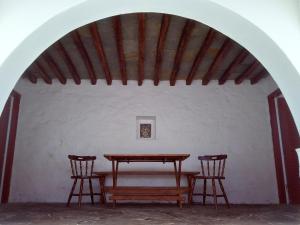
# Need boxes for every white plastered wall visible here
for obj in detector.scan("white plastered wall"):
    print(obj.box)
[10,78,279,204]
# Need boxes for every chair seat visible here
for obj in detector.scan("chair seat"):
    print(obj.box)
[70,175,101,179]
[194,175,225,179]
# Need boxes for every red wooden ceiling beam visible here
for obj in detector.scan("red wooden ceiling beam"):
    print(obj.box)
[218,49,249,85]
[89,23,112,85]
[42,52,67,84]
[250,68,268,85]
[235,60,260,84]
[55,41,81,85]
[170,20,195,86]
[72,30,97,85]
[186,29,216,85]
[153,15,170,86]
[202,38,233,85]
[113,16,127,85]
[26,70,37,84]
[35,61,52,84]
[138,13,145,86]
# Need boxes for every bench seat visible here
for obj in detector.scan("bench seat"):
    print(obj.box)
[93,170,199,205]
[94,170,199,176]
[105,186,190,195]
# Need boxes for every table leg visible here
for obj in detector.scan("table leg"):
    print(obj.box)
[178,160,182,208]
[112,160,116,208]
[112,160,116,187]
[173,160,182,208]
[116,161,119,186]
[99,176,106,205]
[187,175,191,206]
[178,160,182,187]
[173,161,179,206]
[187,175,195,205]
[173,161,178,183]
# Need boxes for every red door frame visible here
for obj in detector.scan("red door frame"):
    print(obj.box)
[277,97,300,203]
[268,89,300,204]
[268,89,287,204]
[0,91,21,203]
[0,99,11,192]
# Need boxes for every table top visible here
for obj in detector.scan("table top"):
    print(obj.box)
[103,154,190,162]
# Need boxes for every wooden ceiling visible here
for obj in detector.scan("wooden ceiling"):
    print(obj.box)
[23,13,269,86]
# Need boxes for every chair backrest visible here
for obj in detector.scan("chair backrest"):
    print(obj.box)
[68,155,96,177]
[198,155,227,177]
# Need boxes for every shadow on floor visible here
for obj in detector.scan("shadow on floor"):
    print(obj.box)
[0,203,300,225]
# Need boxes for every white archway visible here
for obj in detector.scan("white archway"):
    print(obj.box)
[0,0,300,131]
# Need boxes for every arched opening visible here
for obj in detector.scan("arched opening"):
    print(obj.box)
[0,1,298,223]
[1,11,298,203]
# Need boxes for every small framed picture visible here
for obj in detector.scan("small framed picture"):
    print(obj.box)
[136,116,156,140]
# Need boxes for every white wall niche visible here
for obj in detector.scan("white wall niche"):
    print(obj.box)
[136,116,156,140]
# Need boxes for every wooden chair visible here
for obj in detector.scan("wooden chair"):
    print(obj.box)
[191,155,229,209]
[67,155,102,207]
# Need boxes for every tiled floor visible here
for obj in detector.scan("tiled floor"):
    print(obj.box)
[0,204,300,225]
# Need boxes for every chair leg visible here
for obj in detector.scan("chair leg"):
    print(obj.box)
[88,178,94,205]
[212,178,217,209]
[67,178,77,207]
[203,178,207,205]
[218,179,230,208]
[78,178,84,207]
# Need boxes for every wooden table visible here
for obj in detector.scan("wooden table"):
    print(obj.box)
[103,154,190,208]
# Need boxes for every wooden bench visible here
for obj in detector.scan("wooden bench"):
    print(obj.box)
[94,171,199,205]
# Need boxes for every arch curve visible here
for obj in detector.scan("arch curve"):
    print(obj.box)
[0,0,300,131]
